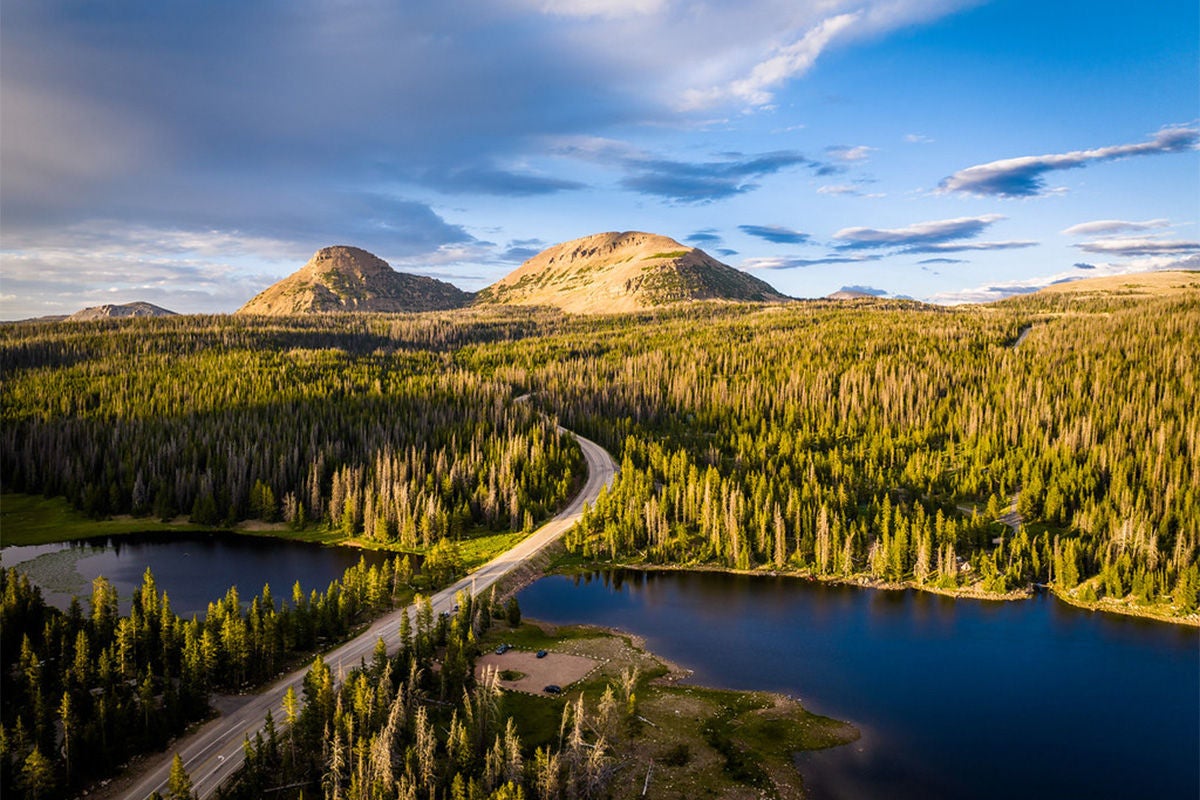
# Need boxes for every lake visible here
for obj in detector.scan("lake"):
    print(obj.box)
[518,569,1199,800]
[0,532,395,617]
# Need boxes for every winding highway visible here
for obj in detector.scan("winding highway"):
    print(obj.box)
[123,429,616,799]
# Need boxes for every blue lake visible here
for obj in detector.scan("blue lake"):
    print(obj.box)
[0,532,394,617]
[518,569,1200,800]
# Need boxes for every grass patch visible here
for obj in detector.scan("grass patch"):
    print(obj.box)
[499,669,526,681]
[456,530,530,571]
[647,251,689,260]
[0,493,211,546]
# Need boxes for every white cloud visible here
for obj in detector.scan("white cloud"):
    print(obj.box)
[679,13,860,110]
[533,0,668,18]
[1074,237,1199,257]
[834,214,1006,248]
[818,184,861,195]
[939,126,1200,197]
[827,144,874,162]
[1061,218,1171,236]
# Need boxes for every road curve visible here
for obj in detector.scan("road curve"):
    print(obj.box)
[123,429,616,799]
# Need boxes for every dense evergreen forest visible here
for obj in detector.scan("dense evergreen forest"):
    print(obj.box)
[227,589,624,800]
[1,290,1197,797]
[459,295,1199,615]
[1,315,583,543]
[0,555,421,798]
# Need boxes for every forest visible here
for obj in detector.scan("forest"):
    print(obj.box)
[458,294,1199,615]
[1,290,1197,797]
[0,555,423,798]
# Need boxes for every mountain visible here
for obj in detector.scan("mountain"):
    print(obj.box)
[67,302,178,321]
[474,231,788,314]
[826,289,879,300]
[237,246,470,315]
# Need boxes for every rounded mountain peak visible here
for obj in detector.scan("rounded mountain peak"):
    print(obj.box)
[300,245,394,278]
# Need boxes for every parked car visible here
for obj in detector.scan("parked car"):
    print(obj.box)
[536,649,547,658]
[495,643,511,654]
[543,684,561,694]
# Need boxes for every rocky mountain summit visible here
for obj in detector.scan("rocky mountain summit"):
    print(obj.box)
[236,246,470,315]
[67,302,178,321]
[475,231,788,314]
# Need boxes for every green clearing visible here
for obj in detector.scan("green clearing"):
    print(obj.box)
[0,493,210,546]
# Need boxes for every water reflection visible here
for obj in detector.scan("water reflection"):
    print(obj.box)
[2,532,394,617]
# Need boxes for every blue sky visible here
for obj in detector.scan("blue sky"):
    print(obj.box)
[1,0,1196,317]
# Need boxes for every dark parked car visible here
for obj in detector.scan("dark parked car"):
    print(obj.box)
[536,649,548,658]
[543,684,561,694]
[495,643,511,655]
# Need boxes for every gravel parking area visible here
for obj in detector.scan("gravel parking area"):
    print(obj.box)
[476,649,600,695]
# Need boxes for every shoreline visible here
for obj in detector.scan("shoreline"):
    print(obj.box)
[5,491,1196,629]
[554,557,1200,628]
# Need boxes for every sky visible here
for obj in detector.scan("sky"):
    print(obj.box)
[1,0,1197,318]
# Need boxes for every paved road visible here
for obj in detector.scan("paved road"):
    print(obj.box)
[124,429,616,799]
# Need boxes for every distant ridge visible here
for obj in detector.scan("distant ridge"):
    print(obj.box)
[67,302,178,321]
[237,246,470,315]
[475,231,788,314]
[1024,270,1200,299]
[826,289,877,300]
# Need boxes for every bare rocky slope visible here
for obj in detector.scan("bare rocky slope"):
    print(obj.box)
[67,302,178,321]
[474,231,788,313]
[236,246,470,315]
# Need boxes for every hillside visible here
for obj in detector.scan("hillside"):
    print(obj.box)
[237,246,470,315]
[475,231,788,313]
[67,301,177,321]
[1032,269,1200,298]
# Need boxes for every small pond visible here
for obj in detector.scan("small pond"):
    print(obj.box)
[1,532,395,617]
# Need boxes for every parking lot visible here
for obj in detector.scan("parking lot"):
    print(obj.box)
[475,648,600,695]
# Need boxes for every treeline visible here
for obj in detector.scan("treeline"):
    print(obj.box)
[1,316,583,546]
[463,297,1200,614]
[226,590,628,800]
[0,552,436,799]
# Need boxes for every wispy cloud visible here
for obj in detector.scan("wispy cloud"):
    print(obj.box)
[909,240,1037,254]
[554,137,819,202]
[680,13,861,110]
[1061,218,1171,236]
[531,0,669,19]
[742,254,881,270]
[834,214,1005,249]
[826,144,874,162]
[917,257,968,265]
[418,165,586,196]
[939,125,1200,197]
[686,229,723,245]
[1074,237,1200,257]
[738,224,810,244]
[619,151,813,202]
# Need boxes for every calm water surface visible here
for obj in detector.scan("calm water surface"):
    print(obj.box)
[518,569,1199,800]
[1,532,393,617]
